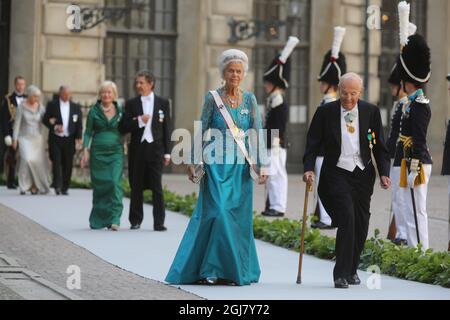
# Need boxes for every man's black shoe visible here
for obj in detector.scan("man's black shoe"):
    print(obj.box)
[393,238,408,246]
[311,221,335,230]
[55,188,61,195]
[61,190,69,196]
[347,274,361,285]
[130,224,141,230]
[334,278,349,289]
[154,225,167,232]
[7,184,17,190]
[261,209,284,217]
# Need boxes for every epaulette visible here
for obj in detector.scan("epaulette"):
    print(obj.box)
[269,93,284,109]
[415,95,430,104]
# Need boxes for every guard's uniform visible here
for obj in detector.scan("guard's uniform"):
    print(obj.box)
[395,34,433,249]
[264,91,289,214]
[313,26,347,228]
[387,63,408,243]
[261,36,299,217]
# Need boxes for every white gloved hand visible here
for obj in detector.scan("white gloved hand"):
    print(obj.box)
[407,171,418,188]
[4,135,12,147]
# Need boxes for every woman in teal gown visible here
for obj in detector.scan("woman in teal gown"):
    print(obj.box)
[165,49,268,286]
[81,81,124,231]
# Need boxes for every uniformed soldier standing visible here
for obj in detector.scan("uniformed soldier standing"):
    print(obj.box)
[395,33,432,250]
[443,73,450,252]
[386,22,418,245]
[311,26,347,229]
[261,36,299,217]
[386,63,409,245]
[1,76,26,189]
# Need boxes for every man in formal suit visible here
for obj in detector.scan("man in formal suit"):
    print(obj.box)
[119,70,171,231]
[261,36,299,217]
[1,76,26,189]
[43,86,83,195]
[303,72,391,289]
[312,26,347,230]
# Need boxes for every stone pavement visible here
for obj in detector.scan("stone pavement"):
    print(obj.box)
[163,174,450,252]
[0,202,200,300]
[0,187,448,300]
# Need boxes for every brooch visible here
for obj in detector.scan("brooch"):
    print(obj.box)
[158,110,165,123]
[72,114,78,122]
[240,108,249,115]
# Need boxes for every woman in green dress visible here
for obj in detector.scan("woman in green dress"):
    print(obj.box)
[81,81,124,231]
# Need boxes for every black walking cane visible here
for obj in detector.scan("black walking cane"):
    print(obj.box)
[297,181,312,284]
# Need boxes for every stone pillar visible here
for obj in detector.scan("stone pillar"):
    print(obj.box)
[9,0,43,89]
[308,0,381,122]
[339,0,381,105]
[426,0,450,173]
[40,0,106,105]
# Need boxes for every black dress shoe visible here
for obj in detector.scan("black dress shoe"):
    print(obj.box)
[154,225,167,232]
[55,188,61,195]
[61,190,69,195]
[393,238,408,246]
[311,221,335,230]
[7,184,17,190]
[130,224,141,230]
[347,274,361,285]
[334,278,349,289]
[261,209,285,217]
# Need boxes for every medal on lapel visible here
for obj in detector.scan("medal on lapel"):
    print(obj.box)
[367,129,376,149]
[72,114,78,123]
[158,110,164,123]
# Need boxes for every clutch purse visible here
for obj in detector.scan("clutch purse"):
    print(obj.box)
[191,162,205,184]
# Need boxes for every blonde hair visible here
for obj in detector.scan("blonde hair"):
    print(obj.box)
[98,81,118,100]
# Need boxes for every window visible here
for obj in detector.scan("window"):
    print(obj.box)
[104,0,177,100]
[253,0,311,172]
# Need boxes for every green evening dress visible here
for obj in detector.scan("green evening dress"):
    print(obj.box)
[83,102,124,229]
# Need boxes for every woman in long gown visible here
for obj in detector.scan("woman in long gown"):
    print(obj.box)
[165,49,268,286]
[81,81,124,231]
[12,85,50,195]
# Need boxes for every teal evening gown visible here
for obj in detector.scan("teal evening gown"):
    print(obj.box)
[165,89,265,286]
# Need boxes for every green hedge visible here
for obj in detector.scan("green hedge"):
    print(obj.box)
[6,178,449,288]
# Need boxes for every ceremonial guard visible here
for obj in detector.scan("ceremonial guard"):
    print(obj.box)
[394,27,433,250]
[261,36,299,217]
[1,76,26,189]
[311,26,347,229]
[386,22,417,245]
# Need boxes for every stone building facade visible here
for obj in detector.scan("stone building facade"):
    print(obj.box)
[2,0,449,174]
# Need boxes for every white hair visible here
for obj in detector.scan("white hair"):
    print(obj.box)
[25,85,41,97]
[98,80,118,100]
[217,49,249,78]
[339,72,364,90]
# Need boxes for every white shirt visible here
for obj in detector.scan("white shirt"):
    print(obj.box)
[138,93,171,160]
[56,99,70,137]
[139,93,155,144]
[337,105,365,172]
[15,93,25,107]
